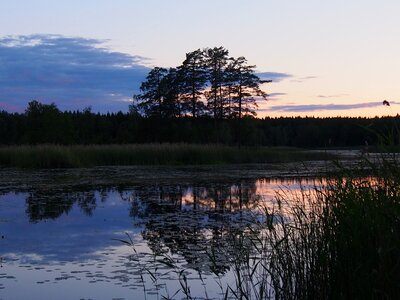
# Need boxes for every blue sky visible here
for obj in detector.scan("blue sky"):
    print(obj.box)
[1,0,400,116]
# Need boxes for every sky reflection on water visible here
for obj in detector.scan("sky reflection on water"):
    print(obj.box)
[0,169,318,299]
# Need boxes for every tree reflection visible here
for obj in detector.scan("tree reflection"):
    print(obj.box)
[128,180,262,274]
[23,179,266,274]
[25,189,107,222]
[26,191,75,222]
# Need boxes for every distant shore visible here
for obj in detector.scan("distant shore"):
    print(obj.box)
[0,144,335,168]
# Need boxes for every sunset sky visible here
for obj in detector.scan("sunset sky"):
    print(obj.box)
[1,0,400,117]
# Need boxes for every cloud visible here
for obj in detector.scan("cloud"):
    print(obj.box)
[317,94,348,98]
[257,72,292,82]
[268,92,287,98]
[301,76,318,80]
[265,92,287,102]
[0,35,296,113]
[290,75,318,83]
[263,101,400,112]
[0,34,150,112]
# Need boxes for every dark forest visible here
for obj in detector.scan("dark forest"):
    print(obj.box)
[1,100,399,148]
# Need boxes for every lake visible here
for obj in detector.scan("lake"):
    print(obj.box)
[0,163,331,299]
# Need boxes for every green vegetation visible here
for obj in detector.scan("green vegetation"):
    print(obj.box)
[0,144,333,168]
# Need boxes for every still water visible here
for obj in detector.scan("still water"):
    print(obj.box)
[0,164,324,299]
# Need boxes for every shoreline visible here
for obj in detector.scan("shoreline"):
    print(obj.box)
[0,144,335,168]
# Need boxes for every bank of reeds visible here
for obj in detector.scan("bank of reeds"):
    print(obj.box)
[0,144,333,168]
[225,154,400,299]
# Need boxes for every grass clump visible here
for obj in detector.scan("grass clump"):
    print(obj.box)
[0,144,333,168]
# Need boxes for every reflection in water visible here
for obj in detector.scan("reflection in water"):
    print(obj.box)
[24,177,312,221]
[126,181,262,275]
[1,175,315,299]
[20,178,314,276]
[26,189,103,222]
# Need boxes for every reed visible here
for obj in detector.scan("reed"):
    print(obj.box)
[226,153,400,299]
[214,126,400,298]
[0,144,333,168]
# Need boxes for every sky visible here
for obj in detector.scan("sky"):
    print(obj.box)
[1,0,400,117]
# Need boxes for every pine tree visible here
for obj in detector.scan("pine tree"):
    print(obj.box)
[133,47,269,119]
[159,68,183,118]
[133,67,168,118]
[204,47,229,119]
[228,57,270,118]
[179,49,208,117]
[133,67,183,118]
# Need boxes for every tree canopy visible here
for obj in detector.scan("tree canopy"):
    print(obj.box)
[133,47,269,119]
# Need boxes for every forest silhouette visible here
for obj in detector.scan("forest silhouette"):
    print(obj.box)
[0,101,398,147]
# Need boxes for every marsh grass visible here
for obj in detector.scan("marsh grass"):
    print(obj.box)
[223,153,400,299]
[0,144,333,168]
[224,127,400,299]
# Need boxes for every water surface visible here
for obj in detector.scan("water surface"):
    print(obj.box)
[0,164,324,299]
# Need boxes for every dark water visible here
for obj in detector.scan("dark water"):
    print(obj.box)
[0,165,321,299]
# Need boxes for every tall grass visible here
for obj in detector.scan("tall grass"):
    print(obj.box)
[0,144,333,168]
[225,154,400,299]
[220,126,400,298]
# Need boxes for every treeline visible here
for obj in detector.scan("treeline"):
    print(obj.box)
[0,100,399,147]
[132,47,268,119]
